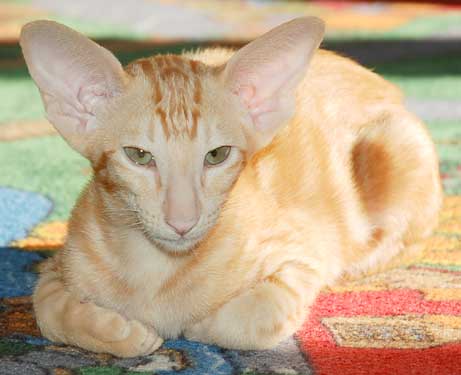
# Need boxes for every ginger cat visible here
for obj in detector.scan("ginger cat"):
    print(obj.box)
[20,17,442,357]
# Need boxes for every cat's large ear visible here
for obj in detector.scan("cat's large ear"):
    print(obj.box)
[222,17,324,151]
[20,20,127,157]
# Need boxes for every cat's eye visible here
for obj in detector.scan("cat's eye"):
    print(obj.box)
[205,146,231,166]
[124,147,154,166]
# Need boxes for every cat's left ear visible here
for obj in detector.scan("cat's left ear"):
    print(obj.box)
[222,17,324,151]
[20,20,127,158]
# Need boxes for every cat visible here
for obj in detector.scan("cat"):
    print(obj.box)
[20,17,442,357]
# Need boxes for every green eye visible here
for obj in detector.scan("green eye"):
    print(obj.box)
[124,147,154,166]
[205,146,231,166]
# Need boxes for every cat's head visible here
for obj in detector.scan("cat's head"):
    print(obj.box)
[20,18,324,253]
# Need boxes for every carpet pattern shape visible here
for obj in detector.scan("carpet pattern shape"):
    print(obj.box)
[0,1,460,374]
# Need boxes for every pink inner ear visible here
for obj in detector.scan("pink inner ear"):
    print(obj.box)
[77,84,108,115]
[235,85,266,118]
[235,85,280,132]
[235,85,256,107]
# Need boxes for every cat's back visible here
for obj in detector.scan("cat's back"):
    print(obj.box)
[301,50,403,125]
[307,50,402,101]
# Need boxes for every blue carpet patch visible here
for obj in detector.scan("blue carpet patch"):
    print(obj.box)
[0,187,52,247]
[0,247,44,297]
[161,340,232,375]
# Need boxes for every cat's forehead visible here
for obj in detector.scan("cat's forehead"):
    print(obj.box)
[125,55,212,141]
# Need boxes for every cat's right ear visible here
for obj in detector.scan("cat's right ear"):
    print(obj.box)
[20,20,127,157]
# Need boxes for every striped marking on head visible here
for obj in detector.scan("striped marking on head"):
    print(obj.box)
[127,55,205,140]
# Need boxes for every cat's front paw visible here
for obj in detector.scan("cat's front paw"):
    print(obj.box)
[103,319,163,358]
[183,282,302,350]
[64,301,163,357]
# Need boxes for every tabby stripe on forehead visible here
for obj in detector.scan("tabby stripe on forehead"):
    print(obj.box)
[156,56,166,69]
[162,66,188,80]
[189,59,199,74]
[190,108,200,139]
[193,78,202,105]
[140,60,154,78]
[165,55,189,75]
[153,79,163,104]
[156,107,170,139]
[140,60,163,104]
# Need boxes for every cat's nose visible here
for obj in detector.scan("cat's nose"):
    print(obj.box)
[166,218,198,236]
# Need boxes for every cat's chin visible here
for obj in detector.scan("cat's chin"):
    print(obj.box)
[146,233,203,255]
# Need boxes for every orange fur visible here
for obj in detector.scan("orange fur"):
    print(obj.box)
[21,19,442,357]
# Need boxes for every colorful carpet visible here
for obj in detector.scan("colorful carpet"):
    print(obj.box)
[1,1,461,374]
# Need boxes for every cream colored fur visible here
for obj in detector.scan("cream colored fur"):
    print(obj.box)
[20,18,442,357]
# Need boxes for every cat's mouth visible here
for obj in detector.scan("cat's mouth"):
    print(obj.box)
[144,230,205,254]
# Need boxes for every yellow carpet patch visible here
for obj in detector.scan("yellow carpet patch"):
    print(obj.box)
[13,221,68,251]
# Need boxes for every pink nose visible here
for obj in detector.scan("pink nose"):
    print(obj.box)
[166,218,198,236]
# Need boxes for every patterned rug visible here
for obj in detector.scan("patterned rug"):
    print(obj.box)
[1,1,461,374]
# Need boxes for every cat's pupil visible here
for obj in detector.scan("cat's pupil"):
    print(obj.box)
[211,150,218,158]
[137,149,145,158]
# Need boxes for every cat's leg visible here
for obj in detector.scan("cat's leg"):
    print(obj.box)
[349,107,442,273]
[184,260,323,350]
[33,265,163,357]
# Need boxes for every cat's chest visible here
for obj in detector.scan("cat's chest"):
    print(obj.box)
[118,245,248,337]
[119,262,229,338]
